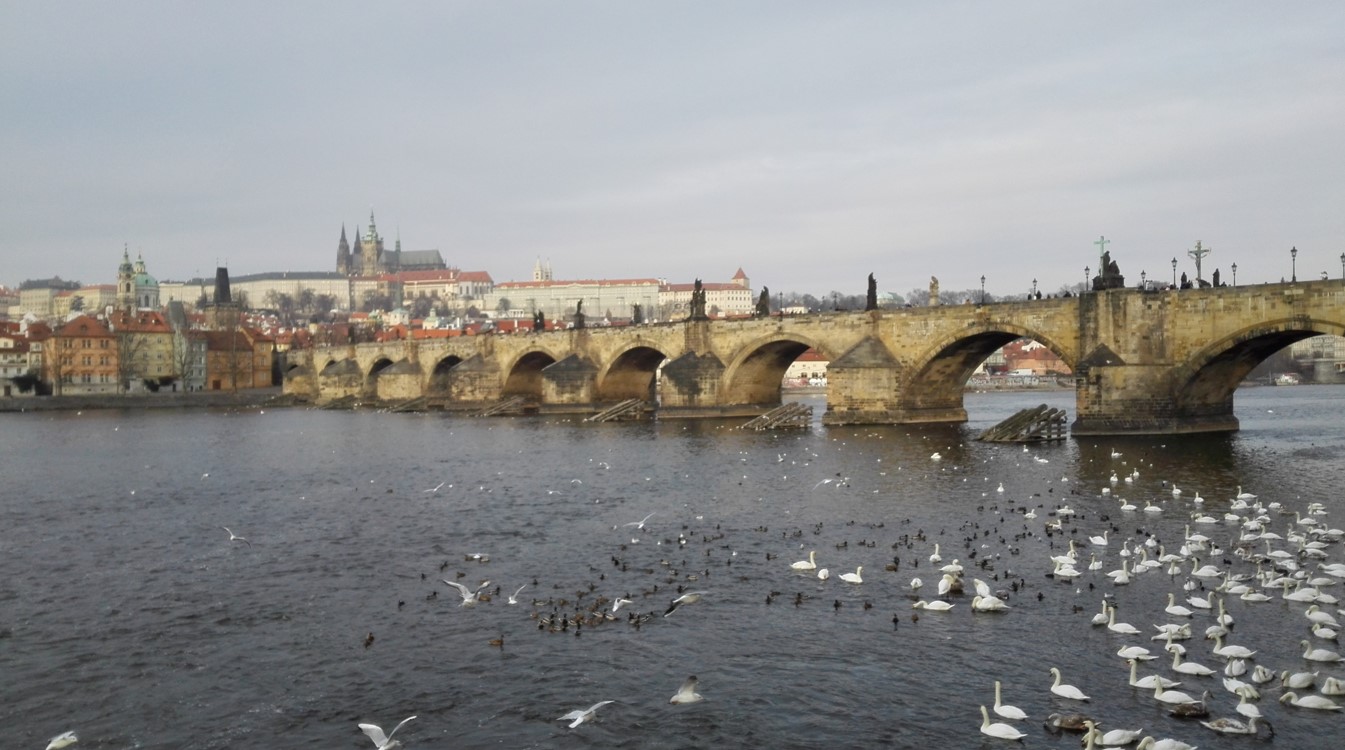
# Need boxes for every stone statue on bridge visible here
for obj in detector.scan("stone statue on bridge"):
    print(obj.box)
[533,310,545,332]
[574,299,586,329]
[929,276,940,306]
[1091,250,1126,290]
[865,273,877,311]
[632,303,644,324]
[755,286,771,317]
[688,278,709,321]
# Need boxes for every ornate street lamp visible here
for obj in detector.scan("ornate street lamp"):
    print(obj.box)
[1140,270,1147,288]
[1339,252,1343,280]
[1171,257,1178,287]
[1085,266,1090,292]
[1231,263,1237,286]
[980,275,986,304]
[1032,278,1038,297]
[1291,246,1298,282]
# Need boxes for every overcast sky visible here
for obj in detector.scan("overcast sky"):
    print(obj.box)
[4,2,1343,298]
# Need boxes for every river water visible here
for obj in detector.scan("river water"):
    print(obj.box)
[3,386,1344,748]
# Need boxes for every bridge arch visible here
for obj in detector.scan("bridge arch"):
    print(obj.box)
[722,333,832,405]
[596,343,670,403]
[503,349,559,400]
[903,324,1076,417]
[426,354,466,395]
[1174,317,1345,412]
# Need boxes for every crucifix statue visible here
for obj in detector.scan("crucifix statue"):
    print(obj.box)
[1187,240,1211,283]
[1094,235,1110,270]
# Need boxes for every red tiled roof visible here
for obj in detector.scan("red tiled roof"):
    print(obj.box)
[458,271,494,282]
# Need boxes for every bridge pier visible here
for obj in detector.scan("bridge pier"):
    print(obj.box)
[1070,365,1240,435]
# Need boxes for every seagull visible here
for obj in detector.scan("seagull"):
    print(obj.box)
[423,482,445,493]
[358,715,416,750]
[45,731,78,750]
[507,584,527,605]
[670,675,705,704]
[220,526,250,547]
[623,512,656,530]
[611,597,634,613]
[559,700,614,728]
[442,578,492,606]
[664,591,707,617]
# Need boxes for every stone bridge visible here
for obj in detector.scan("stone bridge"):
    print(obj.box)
[283,279,1345,435]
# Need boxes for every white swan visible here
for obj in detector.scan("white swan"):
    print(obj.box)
[1135,738,1198,750]
[1129,657,1181,689]
[972,594,1010,611]
[1235,485,1256,499]
[1280,670,1317,689]
[1300,639,1341,662]
[1210,633,1256,659]
[790,550,817,571]
[1090,530,1109,546]
[1279,691,1342,710]
[1171,650,1214,676]
[992,680,1027,721]
[910,577,923,590]
[912,599,954,611]
[1321,676,1345,695]
[816,568,829,580]
[1152,681,1200,705]
[1118,645,1156,661]
[929,543,941,563]
[1083,720,1144,747]
[979,705,1027,740]
[1164,593,1194,618]
[1048,667,1090,701]
[839,566,863,584]
[1106,606,1141,635]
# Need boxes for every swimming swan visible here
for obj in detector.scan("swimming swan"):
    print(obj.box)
[1049,667,1090,701]
[979,705,1027,740]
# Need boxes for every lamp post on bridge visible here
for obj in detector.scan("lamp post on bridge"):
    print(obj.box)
[1291,246,1298,283]
[1340,252,1344,280]
[1032,278,1037,298]
[1171,257,1177,287]
[1141,270,1146,288]
[980,275,986,305]
[777,291,783,317]
[1231,263,1237,286]
[1084,266,1090,292]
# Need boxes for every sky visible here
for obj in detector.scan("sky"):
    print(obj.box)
[4,1,1344,298]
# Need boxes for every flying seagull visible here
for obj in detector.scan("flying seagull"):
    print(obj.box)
[442,579,492,606]
[507,584,528,605]
[558,700,614,728]
[664,591,707,617]
[670,675,705,704]
[423,482,445,493]
[623,512,656,530]
[220,526,250,547]
[45,731,78,750]
[358,715,416,750]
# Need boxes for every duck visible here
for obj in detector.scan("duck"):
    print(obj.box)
[1044,712,1093,733]
[839,566,863,584]
[1279,691,1342,710]
[992,680,1027,721]
[1048,667,1090,701]
[979,705,1027,740]
[790,550,817,571]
